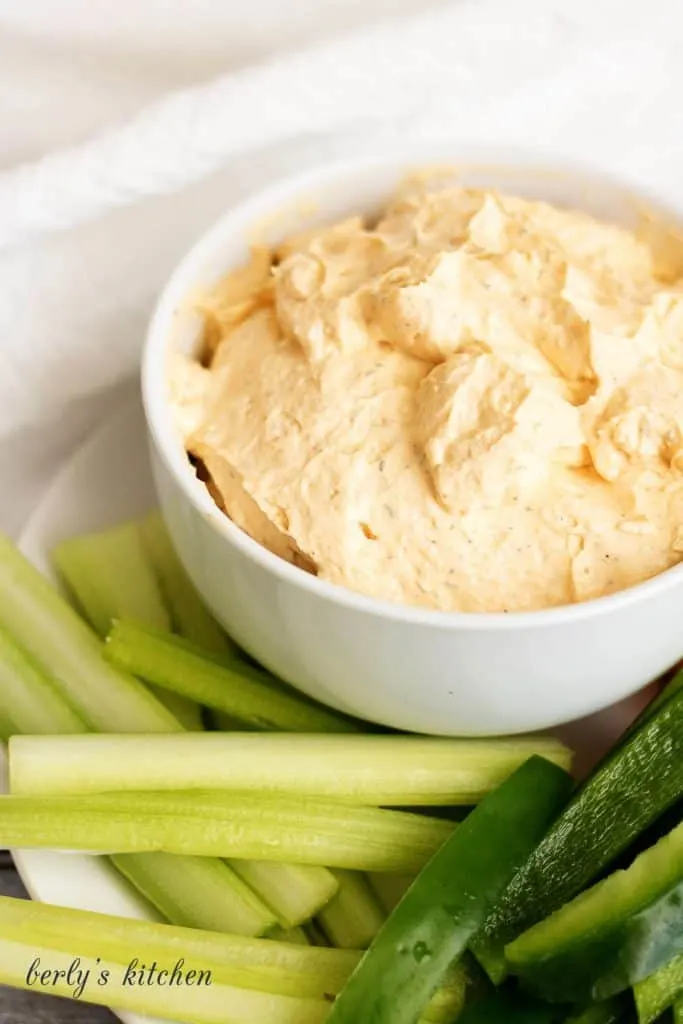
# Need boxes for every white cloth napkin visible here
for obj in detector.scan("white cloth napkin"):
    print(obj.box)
[0,0,681,536]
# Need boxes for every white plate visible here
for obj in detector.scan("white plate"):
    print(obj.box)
[11,388,167,1024]
[5,389,658,1024]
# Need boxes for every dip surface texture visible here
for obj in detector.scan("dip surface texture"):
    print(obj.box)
[169,185,683,613]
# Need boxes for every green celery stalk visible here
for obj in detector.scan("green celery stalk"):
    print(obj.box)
[676,998,683,1023]
[231,861,339,929]
[0,533,336,927]
[0,791,454,871]
[105,619,356,733]
[52,523,202,731]
[9,731,572,801]
[0,893,461,1015]
[0,557,331,937]
[0,706,16,741]
[110,853,277,937]
[51,521,171,636]
[140,511,237,656]
[0,625,280,939]
[0,533,181,733]
[368,873,414,913]
[317,871,386,949]
[0,892,360,993]
[0,936,328,1023]
[0,628,88,736]
[269,927,311,945]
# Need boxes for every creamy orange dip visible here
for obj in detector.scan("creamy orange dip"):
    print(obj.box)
[169,184,683,613]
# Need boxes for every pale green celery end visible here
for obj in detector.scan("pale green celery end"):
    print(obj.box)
[51,524,202,729]
[0,932,329,1024]
[0,893,363,1000]
[140,511,236,657]
[317,870,386,949]
[51,522,172,636]
[110,852,277,937]
[231,861,341,928]
[0,533,182,733]
[0,627,88,736]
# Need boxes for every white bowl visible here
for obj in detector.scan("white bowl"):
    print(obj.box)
[142,143,683,736]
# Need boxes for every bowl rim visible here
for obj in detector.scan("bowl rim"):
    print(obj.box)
[142,140,683,633]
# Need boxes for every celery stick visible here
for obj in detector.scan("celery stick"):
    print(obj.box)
[105,620,356,733]
[0,628,88,736]
[0,533,182,732]
[51,521,171,636]
[368,873,414,913]
[0,889,459,1016]
[0,892,357,994]
[25,897,332,982]
[140,511,237,656]
[111,852,278,937]
[0,792,454,871]
[317,871,386,949]
[0,707,16,741]
[0,533,329,931]
[232,861,340,928]
[0,617,273,941]
[9,732,571,801]
[52,524,203,731]
[0,935,329,1024]
[270,927,311,945]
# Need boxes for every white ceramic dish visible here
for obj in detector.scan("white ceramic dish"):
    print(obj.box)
[7,390,651,1024]
[143,143,683,736]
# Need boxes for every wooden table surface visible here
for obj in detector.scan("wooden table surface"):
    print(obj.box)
[0,854,115,1024]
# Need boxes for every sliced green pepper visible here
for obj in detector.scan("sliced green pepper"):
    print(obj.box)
[473,684,683,981]
[328,756,572,1024]
[506,818,683,1004]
